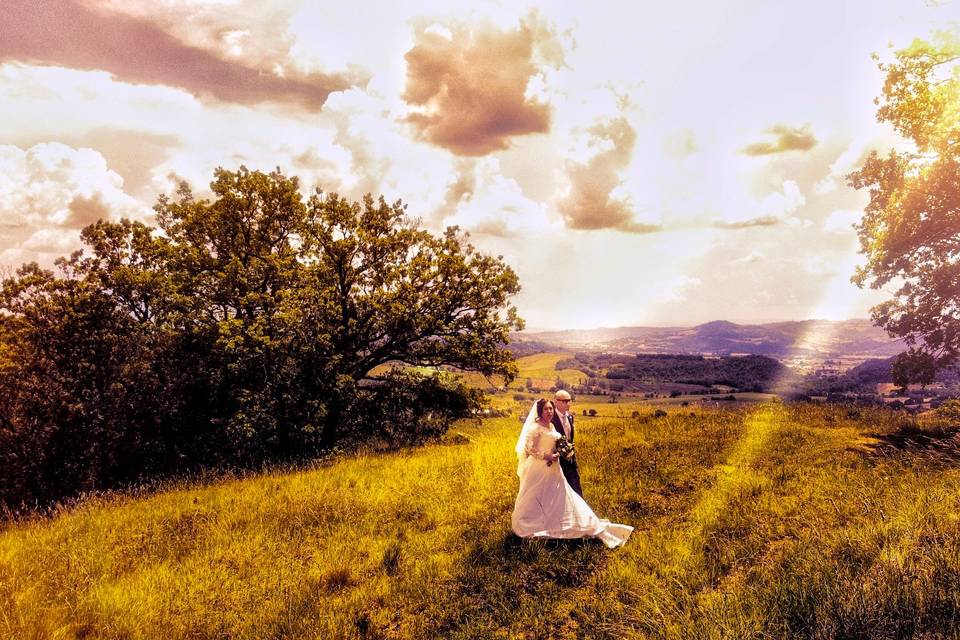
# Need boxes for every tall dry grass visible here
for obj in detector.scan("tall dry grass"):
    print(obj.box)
[1,399,959,639]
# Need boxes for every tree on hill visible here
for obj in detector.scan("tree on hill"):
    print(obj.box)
[0,167,523,509]
[848,32,960,375]
[891,349,937,391]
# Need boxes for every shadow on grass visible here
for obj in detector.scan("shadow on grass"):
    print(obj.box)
[424,525,609,637]
[859,422,960,464]
[468,532,608,589]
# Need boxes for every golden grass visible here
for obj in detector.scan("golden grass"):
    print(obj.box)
[367,352,586,391]
[2,401,960,639]
[515,352,585,381]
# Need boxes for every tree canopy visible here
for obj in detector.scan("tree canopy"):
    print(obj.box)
[0,167,523,509]
[848,32,960,372]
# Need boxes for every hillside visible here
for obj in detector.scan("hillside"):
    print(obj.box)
[561,353,791,393]
[516,319,905,360]
[2,400,959,638]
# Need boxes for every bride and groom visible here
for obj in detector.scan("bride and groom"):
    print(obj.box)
[511,390,633,548]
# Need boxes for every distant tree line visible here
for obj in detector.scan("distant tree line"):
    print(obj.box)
[797,356,960,398]
[0,168,522,511]
[557,353,787,392]
[506,340,558,358]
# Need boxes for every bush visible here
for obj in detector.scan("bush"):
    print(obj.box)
[936,399,960,423]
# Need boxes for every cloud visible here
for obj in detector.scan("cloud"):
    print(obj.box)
[431,159,477,225]
[813,135,877,194]
[662,129,699,158]
[442,157,554,238]
[556,116,661,233]
[822,209,862,234]
[742,124,817,156]
[0,0,361,110]
[759,179,806,217]
[9,126,181,198]
[402,16,559,156]
[713,216,780,229]
[21,228,83,254]
[319,88,457,214]
[67,193,112,228]
[0,143,147,267]
[731,250,765,264]
[710,180,806,229]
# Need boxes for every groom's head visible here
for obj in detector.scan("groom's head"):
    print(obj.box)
[554,389,572,413]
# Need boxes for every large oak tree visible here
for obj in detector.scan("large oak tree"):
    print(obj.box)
[0,167,523,508]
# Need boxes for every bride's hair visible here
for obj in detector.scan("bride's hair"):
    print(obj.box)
[536,398,554,420]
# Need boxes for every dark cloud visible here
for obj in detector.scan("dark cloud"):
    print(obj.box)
[0,0,360,110]
[402,18,556,156]
[742,125,817,156]
[557,117,660,233]
[712,216,780,229]
[66,193,111,228]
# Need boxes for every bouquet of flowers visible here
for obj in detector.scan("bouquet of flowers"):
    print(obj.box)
[554,435,575,461]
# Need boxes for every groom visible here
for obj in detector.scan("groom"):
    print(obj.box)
[551,389,583,497]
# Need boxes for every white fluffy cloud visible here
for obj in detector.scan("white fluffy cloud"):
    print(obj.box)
[0,143,147,266]
[823,209,862,234]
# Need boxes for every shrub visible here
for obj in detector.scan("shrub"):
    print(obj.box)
[936,399,960,423]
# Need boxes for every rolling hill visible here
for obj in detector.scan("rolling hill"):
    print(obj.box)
[516,319,905,360]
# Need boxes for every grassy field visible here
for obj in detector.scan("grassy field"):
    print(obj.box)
[514,352,587,388]
[367,352,587,392]
[2,399,960,639]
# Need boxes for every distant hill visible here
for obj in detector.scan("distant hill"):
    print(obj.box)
[514,319,905,360]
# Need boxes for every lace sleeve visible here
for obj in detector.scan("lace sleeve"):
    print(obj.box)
[524,429,547,460]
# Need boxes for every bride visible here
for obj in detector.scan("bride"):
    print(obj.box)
[511,398,633,548]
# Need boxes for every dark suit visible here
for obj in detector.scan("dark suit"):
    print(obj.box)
[552,411,583,497]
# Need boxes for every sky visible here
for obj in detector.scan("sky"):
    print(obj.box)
[0,0,956,331]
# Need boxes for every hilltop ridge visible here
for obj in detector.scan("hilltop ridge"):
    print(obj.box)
[514,318,904,360]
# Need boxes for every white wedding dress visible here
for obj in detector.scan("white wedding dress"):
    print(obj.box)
[511,416,633,548]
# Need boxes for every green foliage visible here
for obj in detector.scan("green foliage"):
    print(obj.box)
[0,167,521,510]
[892,348,938,390]
[849,32,960,369]
[565,353,788,392]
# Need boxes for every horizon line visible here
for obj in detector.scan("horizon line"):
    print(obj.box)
[517,317,875,334]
